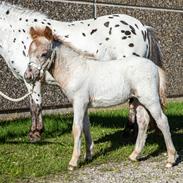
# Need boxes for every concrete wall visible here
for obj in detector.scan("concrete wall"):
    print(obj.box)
[0,0,182,113]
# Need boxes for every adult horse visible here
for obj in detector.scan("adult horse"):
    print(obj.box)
[24,26,177,169]
[0,2,161,141]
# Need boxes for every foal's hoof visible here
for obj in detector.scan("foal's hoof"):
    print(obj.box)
[129,155,138,162]
[129,151,139,161]
[28,130,42,143]
[165,162,173,168]
[68,165,77,171]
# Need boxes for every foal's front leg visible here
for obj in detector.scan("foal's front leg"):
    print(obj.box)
[68,99,88,170]
[25,81,43,142]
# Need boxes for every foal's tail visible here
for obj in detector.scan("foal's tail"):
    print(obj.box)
[146,26,163,67]
[158,67,167,108]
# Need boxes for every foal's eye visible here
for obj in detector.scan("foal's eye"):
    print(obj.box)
[41,53,47,58]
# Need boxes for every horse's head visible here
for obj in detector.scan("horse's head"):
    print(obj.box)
[24,26,57,83]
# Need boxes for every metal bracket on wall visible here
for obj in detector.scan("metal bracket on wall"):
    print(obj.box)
[93,0,97,19]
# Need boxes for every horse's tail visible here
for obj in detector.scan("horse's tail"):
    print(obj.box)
[158,67,167,109]
[146,26,163,67]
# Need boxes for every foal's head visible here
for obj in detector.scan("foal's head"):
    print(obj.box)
[24,26,58,83]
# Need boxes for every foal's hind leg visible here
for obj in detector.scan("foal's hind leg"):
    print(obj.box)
[129,104,150,161]
[83,111,94,161]
[145,103,177,167]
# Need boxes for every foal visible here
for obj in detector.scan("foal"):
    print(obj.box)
[25,26,177,170]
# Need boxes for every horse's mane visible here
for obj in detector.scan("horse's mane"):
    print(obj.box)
[0,2,47,20]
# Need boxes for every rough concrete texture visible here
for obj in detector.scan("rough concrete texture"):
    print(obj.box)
[0,0,182,112]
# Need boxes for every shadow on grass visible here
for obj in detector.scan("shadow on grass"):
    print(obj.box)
[0,112,183,163]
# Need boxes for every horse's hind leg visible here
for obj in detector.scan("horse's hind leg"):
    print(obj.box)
[83,111,94,161]
[129,104,150,161]
[145,103,177,167]
[25,81,43,142]
[123,98,138,137]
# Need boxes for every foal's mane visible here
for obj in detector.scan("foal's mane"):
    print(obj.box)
[0,2,47,20]
[32,27,96,59]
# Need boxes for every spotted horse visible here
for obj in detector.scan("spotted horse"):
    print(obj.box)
[0,2,162,142]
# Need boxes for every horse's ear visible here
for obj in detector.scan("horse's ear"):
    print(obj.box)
[30,27,37,39]
[44,26,53,40]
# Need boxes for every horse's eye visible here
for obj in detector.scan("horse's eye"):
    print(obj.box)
[41,53,47,58]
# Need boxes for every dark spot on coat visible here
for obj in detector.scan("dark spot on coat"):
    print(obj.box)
[141,30,147,41]
[113,14,119,17]
[123,55,126,58]
[121,30,125,33]
[106,37,109,41]
[19,18,22,21]
[22,41,24,44]
[99,43,102,45]
[11,60,14,64]
[135,24,139,29]
[6,10,10,15]
[88,24,90,26]
[18,30,21,32]
[109,27,112,35]
[125,31,131,35]
[47,22,51,25]
[120,20,128,25]
[90,29,97,35]
[13,38,16,43]
[122,36,127,40]
[22,29,26,33]
[65,35,69,38]
[42,22,45,24]
[129,25,136,35]
[115,24,120,27]
[34,19,37,22]
[96,50,99,53]
[80,21,84,24]
[82,33,86,37]
[24,45,26,50]
[128,36,131,38]
[108,16,113,19]
[129,43,134,47]
[25,19,28,22]
[133,52,140,57]
[104,21,110,27]
[23,50,26,56]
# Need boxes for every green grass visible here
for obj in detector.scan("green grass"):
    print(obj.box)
[0,101,182,182]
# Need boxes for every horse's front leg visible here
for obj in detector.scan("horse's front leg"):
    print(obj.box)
[68,99,88,171]
[25,81,43,142]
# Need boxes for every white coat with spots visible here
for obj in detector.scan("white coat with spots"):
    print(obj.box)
[0,3,161,141]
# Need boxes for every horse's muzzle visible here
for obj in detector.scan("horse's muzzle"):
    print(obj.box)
[24,69,34,83]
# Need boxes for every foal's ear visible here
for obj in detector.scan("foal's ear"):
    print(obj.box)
[30,27,38,39]
[44,26,53,40]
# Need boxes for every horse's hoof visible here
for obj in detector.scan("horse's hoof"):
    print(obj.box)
[68,165,77,171]
[165,162,173,168]
[28,131,41,143]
